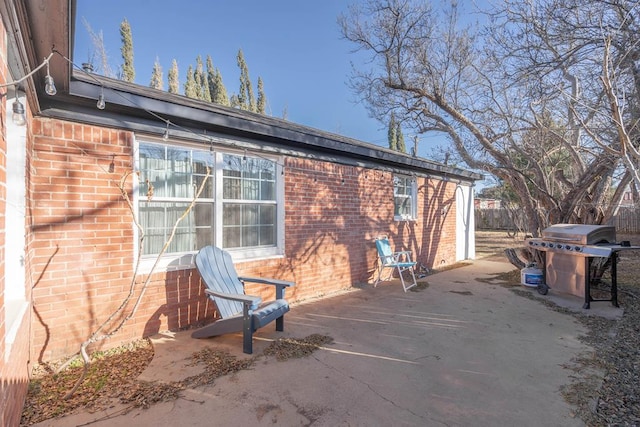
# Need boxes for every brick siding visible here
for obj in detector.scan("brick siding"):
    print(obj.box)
[27,117,459,363]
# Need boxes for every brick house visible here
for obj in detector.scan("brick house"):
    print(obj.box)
[0,2,481,424]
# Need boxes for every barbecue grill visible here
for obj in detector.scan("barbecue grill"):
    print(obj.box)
[526,224,640,309]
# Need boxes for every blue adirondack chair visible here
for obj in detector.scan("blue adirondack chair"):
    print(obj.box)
[192,245,293,354]
[374,236,418,292]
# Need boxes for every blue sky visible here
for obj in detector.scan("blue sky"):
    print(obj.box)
[72,1,451,158]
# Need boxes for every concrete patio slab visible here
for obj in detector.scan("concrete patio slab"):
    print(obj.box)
[33,259,617,426]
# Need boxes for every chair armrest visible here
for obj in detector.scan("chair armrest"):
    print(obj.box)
[391,251,414,263]
[394,251,412,256]
[204,289,261,309]
[238,277,294,300]
[238,277,294,288]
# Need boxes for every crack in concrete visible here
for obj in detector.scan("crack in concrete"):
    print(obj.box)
[311,354,426,422]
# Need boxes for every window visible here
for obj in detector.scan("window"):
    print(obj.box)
[138,144,215,255]
[136,140,283,270]
[222,154,277,249]
[394,175,417,220]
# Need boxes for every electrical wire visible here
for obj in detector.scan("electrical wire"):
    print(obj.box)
[0,52,55,88]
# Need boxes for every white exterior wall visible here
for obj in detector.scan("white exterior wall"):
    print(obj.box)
[456,183,475,261]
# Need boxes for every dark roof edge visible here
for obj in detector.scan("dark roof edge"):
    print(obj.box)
[61,71,483,182]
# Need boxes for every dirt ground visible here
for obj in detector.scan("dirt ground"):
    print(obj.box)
[475,230,528,261]
[475,229,640,290]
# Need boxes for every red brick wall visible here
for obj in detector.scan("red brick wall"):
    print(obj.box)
[28,117,460,362]
[29,120,136,362]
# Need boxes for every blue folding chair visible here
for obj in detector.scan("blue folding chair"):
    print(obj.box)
[374,236,417,292]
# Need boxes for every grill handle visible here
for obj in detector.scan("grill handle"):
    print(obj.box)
[543,236,584,242]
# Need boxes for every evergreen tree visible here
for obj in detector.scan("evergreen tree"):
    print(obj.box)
[168,59,179,94]
[396,123,406,153]
[388,113,397,151]
[213,69,230,106]
[256,77,266,114]
[184,65,198,98]
[150,57,163,90]
[236,49,255,111]
[194,55,211,101]
[206,55,230,106]
[119,18,135,82]
[206,55,217,102]
[235,53,247,109]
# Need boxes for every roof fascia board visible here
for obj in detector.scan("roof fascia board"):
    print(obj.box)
[63,74,482,182]
[40,105,477,186]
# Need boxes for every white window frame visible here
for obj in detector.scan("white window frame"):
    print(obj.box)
[133,136,285,274]
[393,174,417,221]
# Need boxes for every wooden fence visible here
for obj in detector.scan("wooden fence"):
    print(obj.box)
[475,207,640,234]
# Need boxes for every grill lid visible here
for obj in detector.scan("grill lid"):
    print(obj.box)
[541,224,615,245]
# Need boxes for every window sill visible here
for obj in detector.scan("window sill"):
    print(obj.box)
[137,247,284,275]
[394,216,417,222]
[5,299,29,363]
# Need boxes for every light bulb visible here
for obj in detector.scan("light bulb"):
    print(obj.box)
[44,75,57,96]
[96,93,106,110]
[12,99,26,126]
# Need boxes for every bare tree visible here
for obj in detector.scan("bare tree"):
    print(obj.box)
[340,0,638,235]
[488,0,640,222]
[81,17,116,78]
[61,167,210,399]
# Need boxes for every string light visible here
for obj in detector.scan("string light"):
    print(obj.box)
[12,87,26,126]
[0,53,56,126]
[0,52,55,90]
[96,87,106,110]
[44,59,57,95]
[162,121,170,141]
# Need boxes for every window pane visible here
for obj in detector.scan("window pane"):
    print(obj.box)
[260,205,275,224]
[193,174,214,198]
[139,145,166,198]
[194,203,214,249]
[394,175,414,218]
[192,151,212,173]
[138,143,217,254]
[261,181,275,200]
[241,205,258,224]
[197,227,214,249]
[242,225,259,247]
[259,225,275,246]
[222,203,277,249]
[167,170,191,198]
[223,177,242,199]
[222,154,276,202]
[395,196,412,216]
[242,180,260,200]
[223,226,240,248]
[223,203,241,225]
[139,144,214,200]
